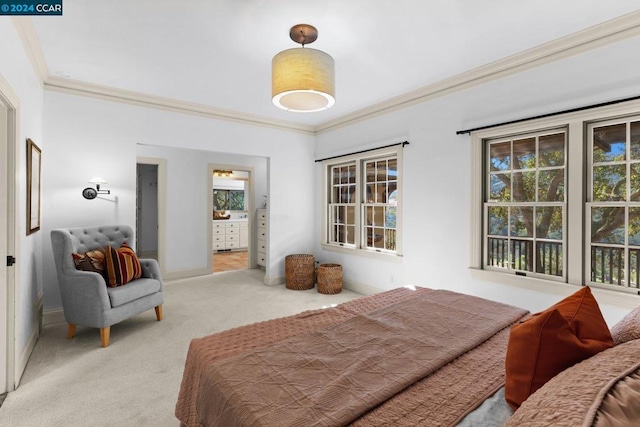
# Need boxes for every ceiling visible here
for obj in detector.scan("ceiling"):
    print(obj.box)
[29,1,640,129]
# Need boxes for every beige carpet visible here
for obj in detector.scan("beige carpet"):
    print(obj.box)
[0,269,362,426]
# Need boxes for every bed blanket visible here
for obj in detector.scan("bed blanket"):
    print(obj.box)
[176,287,433,426]
[195,289,527,427]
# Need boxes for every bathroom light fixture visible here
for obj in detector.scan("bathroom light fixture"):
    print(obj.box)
[272,24,335,113]
[82,177,110,200]
[213,169,233,177]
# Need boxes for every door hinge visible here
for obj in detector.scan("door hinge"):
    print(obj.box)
[6,255,16,266]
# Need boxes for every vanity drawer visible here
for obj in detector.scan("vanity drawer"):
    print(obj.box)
[213,228,224,236]
[258,229,267,239]
[226,242,238,249]
[258,220,267,228]
[257,239,267,252]
[226,234,237,242]
[257,210,266,220]
[226,227,238,235]
[213,235,224,242]
[213,222,225,229]
[213,242,225,250]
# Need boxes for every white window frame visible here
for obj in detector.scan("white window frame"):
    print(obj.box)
[482,129,567,282]
[470,99,640,302]
[586,116,640,292]
[321,145,403,260]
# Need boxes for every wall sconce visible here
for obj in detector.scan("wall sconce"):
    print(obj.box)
[213,169,233,177]
[82,177,110,200]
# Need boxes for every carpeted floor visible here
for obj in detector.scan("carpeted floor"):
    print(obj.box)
[0,269,362,427]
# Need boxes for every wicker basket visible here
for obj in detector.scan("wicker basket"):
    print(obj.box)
[317,263,343,294]
[285,254,316,290]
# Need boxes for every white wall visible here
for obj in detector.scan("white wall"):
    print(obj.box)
[136,144,267,274]
[42,90,315,310]
[314,36,640,325]
[0,20,44,366]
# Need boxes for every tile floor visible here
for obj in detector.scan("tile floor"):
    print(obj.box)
[213,250,249,272]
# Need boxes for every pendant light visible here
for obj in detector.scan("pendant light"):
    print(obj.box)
[272,24,335,113]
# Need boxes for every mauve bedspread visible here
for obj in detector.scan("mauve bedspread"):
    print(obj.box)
[175,287,528,427]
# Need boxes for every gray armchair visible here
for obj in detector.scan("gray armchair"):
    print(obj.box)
[51,225,164,347]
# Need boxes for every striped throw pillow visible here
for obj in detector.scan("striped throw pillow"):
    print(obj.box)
[105,242,142,287]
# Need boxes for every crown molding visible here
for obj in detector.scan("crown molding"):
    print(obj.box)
[11,16,49,84]
[44,77,316,134]
[11,10,640,136]
[315,10,640,134]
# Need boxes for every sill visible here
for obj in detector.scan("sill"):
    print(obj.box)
[469,268,640,310]
[320,243,403,263]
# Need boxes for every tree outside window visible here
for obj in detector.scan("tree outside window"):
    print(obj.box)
[213,190,245,211]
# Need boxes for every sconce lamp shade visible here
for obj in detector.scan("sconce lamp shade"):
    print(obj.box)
[272,48,335,112]
[88,177,108,185]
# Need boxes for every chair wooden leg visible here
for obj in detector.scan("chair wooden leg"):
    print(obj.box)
[100,327,110,348]
[67,323,76,339]
[155,305,163,321]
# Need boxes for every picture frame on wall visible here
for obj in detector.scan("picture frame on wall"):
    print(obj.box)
[26,138,41,235]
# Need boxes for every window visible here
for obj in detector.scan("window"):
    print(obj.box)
[323,146,402,256]
[471,101,640,295]
[587,118,640,289]
[484,130,566,280]
[213,189,245,211]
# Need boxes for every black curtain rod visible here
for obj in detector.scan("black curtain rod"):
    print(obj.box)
[314,141,409,163]
[456,94,640,135]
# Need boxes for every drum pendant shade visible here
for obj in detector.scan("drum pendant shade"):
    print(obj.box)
[272,25,335,113]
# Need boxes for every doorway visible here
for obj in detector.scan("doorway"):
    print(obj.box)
[0,78,18,393]
[211,167,253,273]
[136,158,166,273]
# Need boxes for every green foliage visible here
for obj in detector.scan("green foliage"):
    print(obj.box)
[213,190,245,211]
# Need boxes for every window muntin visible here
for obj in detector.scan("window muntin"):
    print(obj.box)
[363,157,397,252]
[328,163,356,246]
[324,148,401,255]
[484,129,566,279]
[587,118,640,289]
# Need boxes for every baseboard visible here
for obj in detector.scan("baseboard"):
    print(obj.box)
[342,279,383,296]
[42,307,65,326]
[163,266,212,281]
[263,274,284,286]
[16,292,43,387]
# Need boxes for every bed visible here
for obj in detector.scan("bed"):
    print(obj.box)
[175,286,640,426]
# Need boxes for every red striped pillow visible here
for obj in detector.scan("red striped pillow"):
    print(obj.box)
[104,243,142,287]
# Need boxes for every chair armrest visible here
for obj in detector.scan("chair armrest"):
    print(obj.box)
[139,258,163,291]
[58,270,112,325]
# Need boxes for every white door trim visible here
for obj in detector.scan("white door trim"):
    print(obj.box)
[0,72,19,393]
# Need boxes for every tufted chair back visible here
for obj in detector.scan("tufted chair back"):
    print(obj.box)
[51,225,134,276]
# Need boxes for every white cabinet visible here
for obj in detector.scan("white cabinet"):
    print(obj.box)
[256,209,267,267]
[213,220,249,252]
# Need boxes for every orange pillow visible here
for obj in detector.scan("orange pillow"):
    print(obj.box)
[104,242,142,287]
[505,287,613,410]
